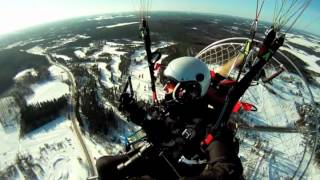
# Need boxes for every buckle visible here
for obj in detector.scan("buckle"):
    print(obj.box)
[182,128,195,140]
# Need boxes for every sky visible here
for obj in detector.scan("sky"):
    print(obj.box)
[0,0,319,36]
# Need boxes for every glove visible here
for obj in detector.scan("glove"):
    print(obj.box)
[118,93,135,112]
[206,122,240,162]
[96,155,129,180]
[200,120,238,155]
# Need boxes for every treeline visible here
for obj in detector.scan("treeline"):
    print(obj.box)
[20,95,68,136]
[16,154,38,179]
[0,165,17,180]
[71,64,91,78]
[80,81,117,134]
[0,48,49,94]
[119,54,131,76]
[17,66,51,85]
[75,66,118,134]
[103,86,121,106]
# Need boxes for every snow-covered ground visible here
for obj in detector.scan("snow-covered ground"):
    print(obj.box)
[240,123,315,178]
[25,34,91,56]
[238,131,307,179]
[49,34,90,50]
[79,40,174,93]
[0,114,88,179]
[308,162,320,180]
[86,14,135,21]
[25,80,69,105]
[234,32,320,179]
[282,33,320,103]
[18,115,88,180]
[282,33,320,73]
[26,46,46,56]
[82,133,125,161]
[0,97,20,171]
[91,41,126,58]
[286,33,320,53]
[281,45,320,73]
[25,64,70,105]
[80,62,119,88]
[97,22,139,29]
[0,96,87,179]
[51,53,72,61]
[242,73,306,127]
[3,38,45,50]
[14,68,38,80]
[75,50,87,59]
[236,66,317,178]
[49,65,69,81]
[97,62,117,88]
[130,42,174,101]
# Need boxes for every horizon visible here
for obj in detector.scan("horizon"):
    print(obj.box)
[0,0,319,37]
[1,11,319,39]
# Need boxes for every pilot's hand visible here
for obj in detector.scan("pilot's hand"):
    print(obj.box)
[206,122,240,163]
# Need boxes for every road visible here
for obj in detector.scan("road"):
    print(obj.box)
[45,55,98,179]
[239,124,302,133]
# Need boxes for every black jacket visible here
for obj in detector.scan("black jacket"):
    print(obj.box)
[99,74,244,179]
[117,95,243,179]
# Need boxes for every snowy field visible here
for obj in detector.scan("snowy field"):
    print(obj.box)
[76,40,174,96]
[49,65,69,81]
[51,53,72,61]
[86,14,135,21]
[25,80,69,105]
[23,64,70,105]
[238,131,307,179]
[14,68,38,80]
[282,33,320,73]
[129,42,174,101]
[235,33,320,179]
[18,116,88,180]
[0,114,88,179]
[96,22,139,29]
[0,97,20,171]
[0,95,87,179]
[23,34,91,55]
[242,76,304,127]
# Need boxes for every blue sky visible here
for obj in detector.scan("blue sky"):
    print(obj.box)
[0,0,319,35]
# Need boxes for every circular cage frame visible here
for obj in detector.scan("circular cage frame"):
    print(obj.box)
[196,37,319,179]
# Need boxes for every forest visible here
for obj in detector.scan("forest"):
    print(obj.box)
[20,95,68,136]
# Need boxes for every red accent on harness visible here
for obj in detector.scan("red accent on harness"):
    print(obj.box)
[210,70,216,78]
[232,102,242,112]
[219,79,237,86]
[203,133,214,145]
[242,102,255,111]
[232,101,256,112]
[154,63,161,71]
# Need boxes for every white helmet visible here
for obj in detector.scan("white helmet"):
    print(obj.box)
[164,57,211,103]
